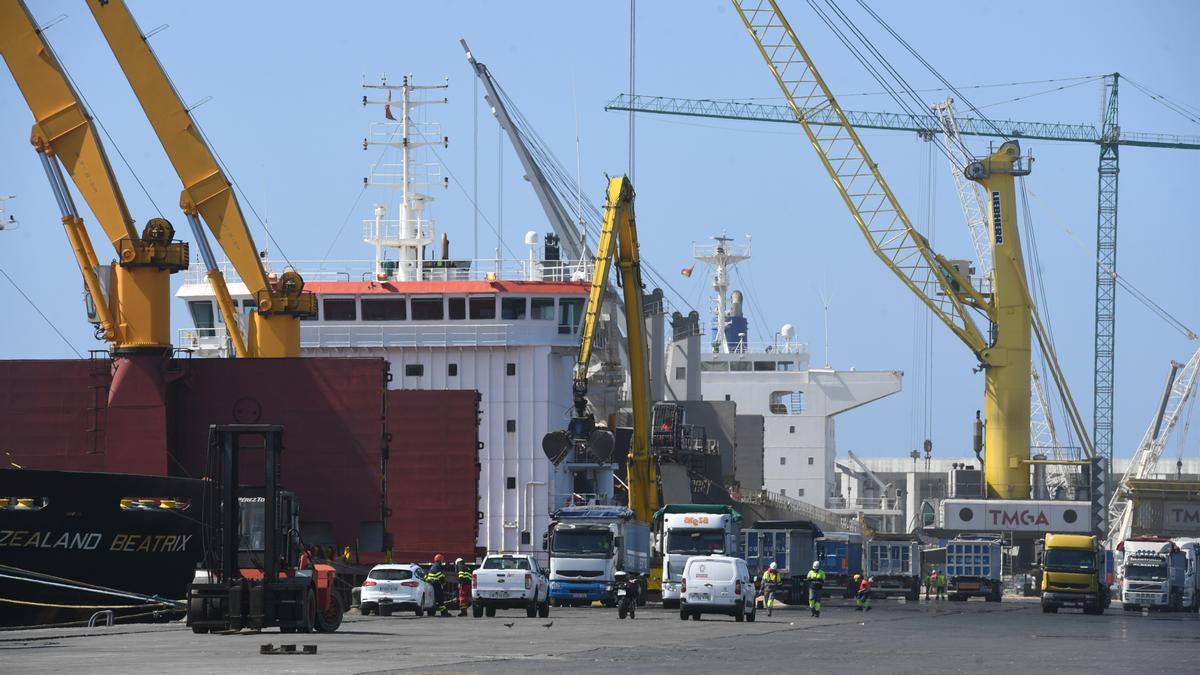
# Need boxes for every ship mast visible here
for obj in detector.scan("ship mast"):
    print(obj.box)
[694,234,750,353]
[362,75,448,281]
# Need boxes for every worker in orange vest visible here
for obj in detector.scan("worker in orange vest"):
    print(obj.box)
[855,575,872,611]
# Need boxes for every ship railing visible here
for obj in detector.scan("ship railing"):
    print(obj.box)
[742,489,861,533]
[827,496,904,512]
[181,258,594,286]
[300,323,510,348]
[177,328,233,358]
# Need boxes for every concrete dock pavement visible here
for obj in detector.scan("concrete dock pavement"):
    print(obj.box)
[2,597,1196,674]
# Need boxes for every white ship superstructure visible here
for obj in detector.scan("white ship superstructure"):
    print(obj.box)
[177,76,594,555]
[685,236,903,508]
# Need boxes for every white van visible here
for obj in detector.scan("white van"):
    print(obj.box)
[679,555,756,622]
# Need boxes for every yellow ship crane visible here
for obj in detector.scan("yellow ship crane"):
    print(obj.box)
[85,0,314,357]
[0,0,187,352]
[731,0,1091,498]
[572,176,657,523]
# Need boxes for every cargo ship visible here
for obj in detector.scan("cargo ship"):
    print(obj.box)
[0,470,205,628]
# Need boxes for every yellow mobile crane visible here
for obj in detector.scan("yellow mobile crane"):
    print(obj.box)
[85,0,314,357]
[731,0,1092,498]
[574,176,658,523]
[0,1,187,352]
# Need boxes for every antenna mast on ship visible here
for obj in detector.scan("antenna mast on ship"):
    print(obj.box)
[693,234,751,354]
[362,75,449,281]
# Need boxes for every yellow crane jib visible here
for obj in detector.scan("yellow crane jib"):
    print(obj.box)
[729,0,1082,500]
[0,0,187,352]
[86,0,315,357]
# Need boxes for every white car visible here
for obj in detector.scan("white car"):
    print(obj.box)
[360,564,436,617]
[679,555,756,622]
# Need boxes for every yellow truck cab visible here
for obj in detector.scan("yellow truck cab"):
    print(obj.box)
[1040,533,1109,615]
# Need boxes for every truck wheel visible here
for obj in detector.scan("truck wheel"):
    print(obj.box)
[734,602,745,622]
[538,601,550,618]
[1042,603,1057,613]
[485,606,496,618]
[526,603,537,618]
[473,603,484,618]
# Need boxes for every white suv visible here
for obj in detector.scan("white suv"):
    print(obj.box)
[679,555,756,622]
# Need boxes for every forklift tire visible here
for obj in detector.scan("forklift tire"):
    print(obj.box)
[485,606,496,617]
[473,603,484,618]
[316,594,343,633]
[301,588,317,633]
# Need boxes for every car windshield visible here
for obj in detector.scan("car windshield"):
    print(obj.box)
[1125,562,1167,581]
[552,530,612,555]
[369,568,415,581]
[1044,549,1095,572]
[667,529,726,555]
[482,557,531,570]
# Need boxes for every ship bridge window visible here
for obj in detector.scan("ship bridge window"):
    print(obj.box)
[2,496,48,511]
[531,297,555,320]
[323,298,357,321]
[501,297,528,320]
[769,390,805,415]
[558,298,584,334]
[362,298,407,321]
[188,300,215,337]
[753,361,777,372]
[777,361,796,371]
[700,361,729,372]
[469,297,496,320]
[411,298,444,321]
[729,361,751,372]
[448,297,466,320]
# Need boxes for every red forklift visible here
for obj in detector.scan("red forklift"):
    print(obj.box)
[187,425,343,633]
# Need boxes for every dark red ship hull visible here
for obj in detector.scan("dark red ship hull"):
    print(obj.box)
[0,356,480,625]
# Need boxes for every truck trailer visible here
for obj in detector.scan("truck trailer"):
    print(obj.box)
[546,506,650,607]
[864,534,920,601]
[815,532,864,598]
[744,520,824,604]
[946,536,1003,602]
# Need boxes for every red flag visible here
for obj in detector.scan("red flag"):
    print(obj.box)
[680,266,694,277]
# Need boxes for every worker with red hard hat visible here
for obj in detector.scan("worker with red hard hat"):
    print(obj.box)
[427,553,450,617]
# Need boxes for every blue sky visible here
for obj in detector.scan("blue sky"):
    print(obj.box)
[1,1,1197,460]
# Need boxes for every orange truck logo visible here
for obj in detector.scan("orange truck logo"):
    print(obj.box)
[683,515,711,526]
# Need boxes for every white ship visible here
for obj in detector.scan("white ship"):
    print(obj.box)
[667,235,903,516]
